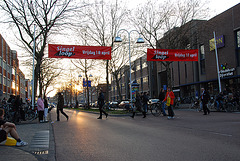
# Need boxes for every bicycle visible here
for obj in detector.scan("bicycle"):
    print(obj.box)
[150,102,163,117]
[23,104,38,121]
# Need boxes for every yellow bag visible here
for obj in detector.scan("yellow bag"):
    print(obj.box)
[166,96,171,106]
[0,137,17,146]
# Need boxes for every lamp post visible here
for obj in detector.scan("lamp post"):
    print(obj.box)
[114,29,144,108]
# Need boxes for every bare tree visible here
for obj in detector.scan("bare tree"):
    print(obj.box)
[0,0,81,102]
[74,0,129,102]
[41,59,63,96]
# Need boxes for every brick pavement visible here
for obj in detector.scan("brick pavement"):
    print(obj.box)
[0,113,55,161]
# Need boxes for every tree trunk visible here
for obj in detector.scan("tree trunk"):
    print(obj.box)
[166,62,172,89]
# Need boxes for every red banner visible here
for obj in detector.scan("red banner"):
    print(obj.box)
[147,49,198,61]
[48,44,111,60]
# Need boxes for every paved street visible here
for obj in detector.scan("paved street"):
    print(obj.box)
[52,109,240,161]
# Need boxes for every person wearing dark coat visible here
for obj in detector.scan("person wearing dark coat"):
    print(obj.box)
[97,90,108,119]
[131,91,143,118]
[44,95,49,121]
[159,88,167,116]
[57,92,68,121]
[142,92,149,118]
[201,88,210,115]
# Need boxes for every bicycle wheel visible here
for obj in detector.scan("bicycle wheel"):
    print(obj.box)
[151,103,161,117]
[26,110,37,121]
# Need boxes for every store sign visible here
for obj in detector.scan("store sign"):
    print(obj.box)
[147,49,198,61]
[209,35,225,51]
[219,68,235,78]
[48,44,111,60]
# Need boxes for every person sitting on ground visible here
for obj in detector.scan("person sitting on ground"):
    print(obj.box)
[0,108,28,146]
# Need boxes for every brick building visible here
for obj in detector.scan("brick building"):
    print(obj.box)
[110,3,240,102]
[0,34,29,100]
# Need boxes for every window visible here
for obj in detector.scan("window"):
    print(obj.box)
[143,76,148,83]
[200,45,206,74]
[3,61,6,70]
[12,68,15,75]
[142,62,147,69]
[237,30,240,48]
[236,30,240,66]
[136,65,141,71]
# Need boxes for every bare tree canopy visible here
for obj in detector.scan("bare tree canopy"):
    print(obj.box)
[0,0,84,98]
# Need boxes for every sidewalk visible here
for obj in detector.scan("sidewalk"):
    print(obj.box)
[0,113,55,161]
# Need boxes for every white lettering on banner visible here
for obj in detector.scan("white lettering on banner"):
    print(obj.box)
[57,46,75,52]
[82,50,96,55]
[190,53,197,57]
[175,53,185,58]
[154,50,168,55]
[82,50,110,55]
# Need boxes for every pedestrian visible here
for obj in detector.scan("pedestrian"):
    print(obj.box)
[201,88,210,115]
[57,92,69,121]
[43,95,48,122]
[163,87,175,119]
[216,92,224,111]
[37,95,45,123]
[142,92,149,118]
[75,99,79,109]
[159,88,167,116]
[97,90,108,119]
[131,91,143,118]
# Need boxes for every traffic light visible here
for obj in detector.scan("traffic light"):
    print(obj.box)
[221,63,227,70]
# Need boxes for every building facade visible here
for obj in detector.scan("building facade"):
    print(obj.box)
[110,3,240,102]
[0,34,29,100]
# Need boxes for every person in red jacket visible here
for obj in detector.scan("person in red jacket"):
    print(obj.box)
[163,87,175,119]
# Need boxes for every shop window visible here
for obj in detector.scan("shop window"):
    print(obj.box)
[200,45,206,74]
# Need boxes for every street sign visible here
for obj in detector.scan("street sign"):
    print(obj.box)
[83,80,91,87]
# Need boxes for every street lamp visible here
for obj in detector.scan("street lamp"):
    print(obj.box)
[114,29,144,108]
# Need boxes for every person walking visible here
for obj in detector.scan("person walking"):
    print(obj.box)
[37,95,45,123]
[159,88,167,116]
[142,92,149,118]
[131,91,143,118]
[201,88,210,115]
[163,87,175,119]
[57,92,69,121]
[43,95,48,122]
[97,90,108,119]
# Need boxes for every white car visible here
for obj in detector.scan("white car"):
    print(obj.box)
[148,99,160,105]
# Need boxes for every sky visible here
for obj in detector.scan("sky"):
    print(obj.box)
[0,0,239,97]
[126,0,239,18]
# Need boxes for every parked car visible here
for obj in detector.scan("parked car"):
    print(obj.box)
[109,102,118,108]
[118,101,131,110]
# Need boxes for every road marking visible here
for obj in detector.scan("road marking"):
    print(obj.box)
[31,130,49,153]
[209,132,232,137]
